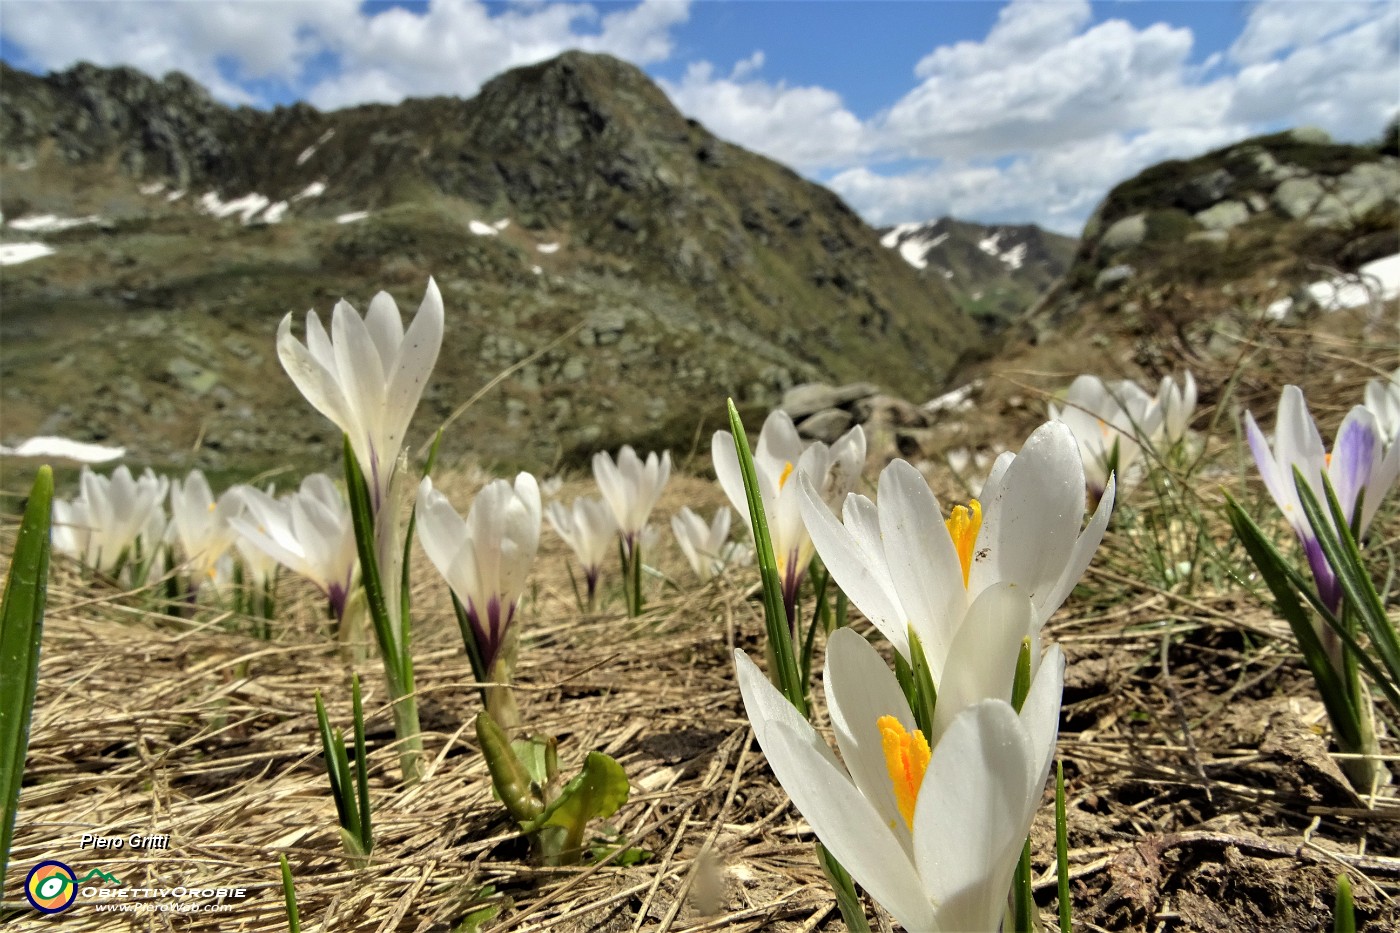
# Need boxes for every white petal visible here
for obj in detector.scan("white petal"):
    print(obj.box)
[823,628,916,848]
[711,430,753,528]
[877,460,963,672]
[915,700,1038,933]
[797,475,908,657]
[764,724,937,933]
[384,279,444,458]
[364,290,404,371]
[972,422,1085,612]
[933,583,1035,741]
[277,312,359,451]
[1033,473,1116,626]
[1020,644,1065,795]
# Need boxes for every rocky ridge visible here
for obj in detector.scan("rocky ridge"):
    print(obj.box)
[1026,126,1399,340]
[0,53,985,477]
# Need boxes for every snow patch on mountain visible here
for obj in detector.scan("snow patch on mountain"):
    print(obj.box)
[0,242,55,265]
[1265,252,1400,319]
[200,191,270,224]
[292,181,326,201]
[8,213,101,232]
[0,436,126,462]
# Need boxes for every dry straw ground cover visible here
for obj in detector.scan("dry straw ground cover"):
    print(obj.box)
[5,316,1400,932]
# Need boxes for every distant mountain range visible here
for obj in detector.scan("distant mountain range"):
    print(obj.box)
[878,218,1076,333]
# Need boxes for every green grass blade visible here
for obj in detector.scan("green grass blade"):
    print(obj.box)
[1333,873,1355,933]
[1296,469,1400,696]
[352,674,372,856]
[726,399,806,716]
[451,591,489,688]
[0,466,53,900]
[280,854,302,933]
[907,628,938,739]
[344,436,394,668]
[314,690,356,838]
[1224,494,1364,748]
[816,842,871,933]
[1011,637,1032,712]
[1011,838,1035,932]
[1056,761,1072,933]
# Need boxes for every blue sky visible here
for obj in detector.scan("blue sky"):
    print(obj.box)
[2,1,1395,233]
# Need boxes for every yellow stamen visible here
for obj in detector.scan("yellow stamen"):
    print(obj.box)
[944,499,983,587]
[778,461,795,490]
[879,715,930,831]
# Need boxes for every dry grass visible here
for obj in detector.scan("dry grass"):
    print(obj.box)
[5,314,1400,932]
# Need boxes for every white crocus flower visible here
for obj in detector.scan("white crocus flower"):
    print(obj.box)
[799,421,1113,673]
[417,474,542,675]
[1364,367,1400,448]
[1154,370,1198,449]
[1246,385,1399,617]
[61,465,168,574]
[51,496,92,565]
[169,470,245,591]
[277,278,444,512]
[230,474,359,620]
[713,411,866,623]
[592,446,671,551]
[737,623,1062,933]
[671,505,744,582]
[546,495,617,600]
[1049,374,1163,502]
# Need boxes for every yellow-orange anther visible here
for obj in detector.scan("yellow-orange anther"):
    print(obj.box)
[778,461,795,490]
[878,715,931,831]
[944,499,982,587]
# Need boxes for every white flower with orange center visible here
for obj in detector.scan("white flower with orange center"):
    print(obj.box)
[798,420,1113,675]
[736,620,1063,933]
[713,410,865,624]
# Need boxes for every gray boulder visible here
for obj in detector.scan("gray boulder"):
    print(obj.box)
[1095,264,1136,291]
[797,408,855,443]
[1289,126,1333,145]
[1181,168,1234,211]
[780,381,879,419]
[1100,213,1147,253]
[1273,177,1324,219]
[1194,200,1249,231]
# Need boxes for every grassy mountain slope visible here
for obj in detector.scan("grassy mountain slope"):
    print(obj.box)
[0,53,979,478]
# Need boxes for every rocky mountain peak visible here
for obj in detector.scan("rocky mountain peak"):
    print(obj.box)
[0,52,985,474]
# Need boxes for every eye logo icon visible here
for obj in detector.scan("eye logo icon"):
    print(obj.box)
[25,860,78,913]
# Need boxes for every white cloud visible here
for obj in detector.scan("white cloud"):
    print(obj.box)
[885,1,1204,159]
[660,59,869,171]
[1227,3,1399,139]
[831,125,1248,235]
[1229,0,1383,64]
[1,0,690,110]
[0,1,354,104]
